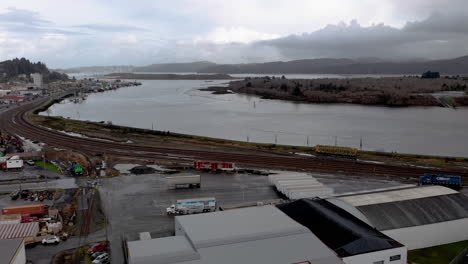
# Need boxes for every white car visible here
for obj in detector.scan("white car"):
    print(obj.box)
[91,251,107,259]
[92,253,109,264]
[42,236,60,245]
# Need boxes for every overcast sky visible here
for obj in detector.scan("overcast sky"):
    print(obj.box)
[1,0,467,68]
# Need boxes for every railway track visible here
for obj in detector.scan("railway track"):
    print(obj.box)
[2,97,468,184]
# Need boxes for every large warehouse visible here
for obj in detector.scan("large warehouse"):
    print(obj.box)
[127,205,344,264]
[335,186,468,250]
[127,203,406,264]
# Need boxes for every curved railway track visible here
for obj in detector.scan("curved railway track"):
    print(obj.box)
[2,97,468,183]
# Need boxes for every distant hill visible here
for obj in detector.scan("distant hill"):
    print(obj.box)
[133,61,216,73]
[56,65,135,74]
[0,58,68,82]
[58,55,468,75]
[198,56,468,74]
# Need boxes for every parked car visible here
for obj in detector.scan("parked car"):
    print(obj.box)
[42,236,60,245]
[10,190,19,200]
[92,253,109,264]
[87,242,109,254]
[91,251,107,259]
[26,160,35,166]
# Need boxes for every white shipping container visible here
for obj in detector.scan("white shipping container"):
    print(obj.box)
[279,183,324,194]
[6,158,23,169]
[274,179,318,185]
[288,189,334,199]
[269,175,313,185]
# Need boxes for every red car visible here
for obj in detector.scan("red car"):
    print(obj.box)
[87,242,109,254]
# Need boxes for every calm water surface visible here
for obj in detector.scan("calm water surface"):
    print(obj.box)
[44,79,468,157]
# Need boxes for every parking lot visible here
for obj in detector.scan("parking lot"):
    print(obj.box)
[95,166,411,264]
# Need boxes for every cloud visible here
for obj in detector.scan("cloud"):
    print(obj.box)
[74,24,149,32]
[112,34,139,45]
[0,7,85,35]
[194,27,281,44]
[253,14,468,61]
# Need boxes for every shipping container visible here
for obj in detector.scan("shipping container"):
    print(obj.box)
[0,214,21,225]
[0,155,23,170]
[268,175,314,184]
[2,204,45,216]
[419,174,462,189]
[279,183,323,194]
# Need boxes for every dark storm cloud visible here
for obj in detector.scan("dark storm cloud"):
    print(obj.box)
[256,13,468,61]
[74,24,149,32]
[404,12,468,34]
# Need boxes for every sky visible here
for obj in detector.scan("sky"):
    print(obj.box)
[0,0,468,68]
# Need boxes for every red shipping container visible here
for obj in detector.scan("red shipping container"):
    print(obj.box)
[2,204,45,216]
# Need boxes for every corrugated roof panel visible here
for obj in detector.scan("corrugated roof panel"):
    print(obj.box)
[357,193,468,230]
[175,205,309,249]
[0,222,39,239]
[340,186,457,206]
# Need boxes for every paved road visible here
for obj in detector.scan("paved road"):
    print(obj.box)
[26,229,107,264]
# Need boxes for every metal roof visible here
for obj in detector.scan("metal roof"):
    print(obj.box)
[175,205,309,249]
[130,205,343,264]
[357,193,468,231]
[0,222,39,239]
[339,186,457,207]
[277,198,404,258]
[194,233,343,264]
[0,238,23,264]
[127,236,200,264]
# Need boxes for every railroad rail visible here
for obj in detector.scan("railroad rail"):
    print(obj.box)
[1,97,468,184]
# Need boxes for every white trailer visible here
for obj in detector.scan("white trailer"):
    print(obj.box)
[279,183,323,194]
[269,176,314,185]
[166,175,201,189]
[1,156,23,170]
[166,197,216,215]
[287,187,334,199]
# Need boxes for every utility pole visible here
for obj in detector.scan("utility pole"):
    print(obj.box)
[275,134,278,144]
[307,136,309,147]
[360,137,363,151]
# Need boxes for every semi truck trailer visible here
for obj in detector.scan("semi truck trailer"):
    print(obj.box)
[166,197,216,215]
[166,175,201,189]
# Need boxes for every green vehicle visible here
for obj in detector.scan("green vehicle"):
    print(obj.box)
[71,163,83,176]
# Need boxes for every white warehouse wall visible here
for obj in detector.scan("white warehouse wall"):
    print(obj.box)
[342,246,407,264]
[383,218,468,250]
[12,240,26,264]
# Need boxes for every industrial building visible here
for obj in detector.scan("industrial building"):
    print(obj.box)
[278,198,406,264]
[31,73,43,88]
[335,186,468,250]
[127,202,406,264]
[127,205,344,264]
[0,222,39,242]
[0,238,26,264]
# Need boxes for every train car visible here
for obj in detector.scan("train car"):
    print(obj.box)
[193,160,235,171]
[315,145,358,159]
[419,173,462,189]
